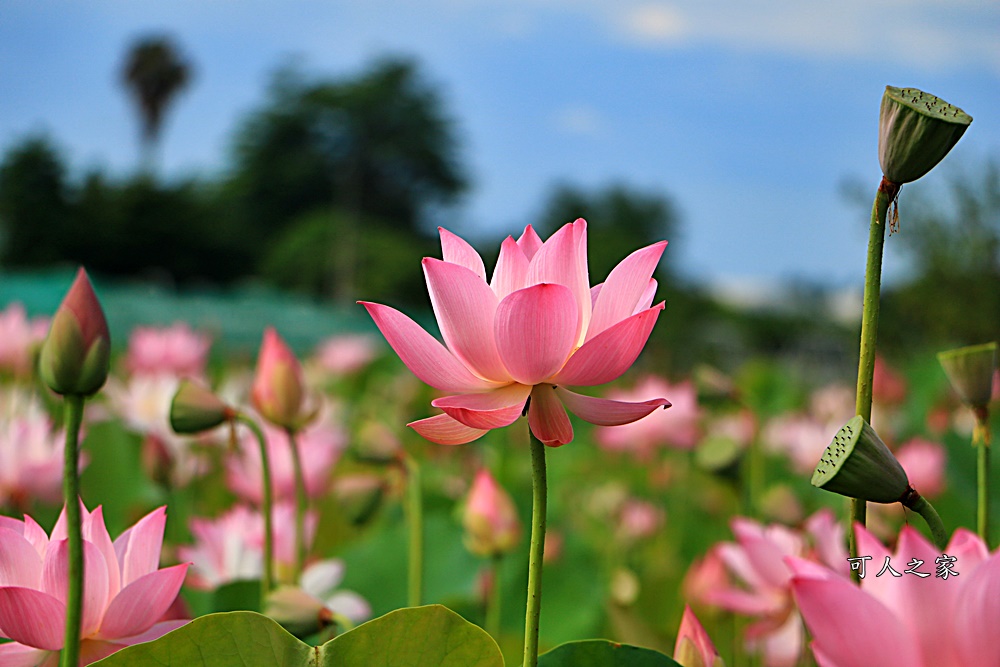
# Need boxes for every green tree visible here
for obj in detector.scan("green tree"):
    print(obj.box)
[0,136,72,266]
[227,57,467,300]
[121,35,193,171]
[879,161,1000,349]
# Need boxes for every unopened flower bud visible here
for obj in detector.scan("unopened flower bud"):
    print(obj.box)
[878,86,971,185]
[252,327,310,430]
[811,416,910,503]
[463,469,521,557]
[170,379,234,434]
[38,268,110,396]
[674,605,726,667]
[937,342,997,410]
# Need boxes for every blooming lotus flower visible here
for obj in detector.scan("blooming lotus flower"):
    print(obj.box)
[703,510,848,667]
[361,220,670,446]
[0,389,81,508]
[226,407,345,504]
[0,302,49,377]
[252,328,312,431]
[178,503,316,590]
[265,559,371,635]
[674,605,726,667]
[792,524,999,667]
[462,469,521,557]
[0,504,188,665]
[38,268,110,396]
[596,376,701,456]
[126,323,211,378]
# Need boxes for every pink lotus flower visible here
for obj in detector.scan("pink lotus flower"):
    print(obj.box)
[361,220,670,446]
[462,469,521,557]
[0,503,188,665]
[617,498,665,543]
[126,323,211,378]
[702,510,848,667]
[674,605,725,667]
[226,406,346,504]
[895,438,946,498]
[0,389,81,508]
[178,503,316,590]
[596,376,701,456]
[791,524,1000,667]
[0,302,49,377]
[312,334,379,376]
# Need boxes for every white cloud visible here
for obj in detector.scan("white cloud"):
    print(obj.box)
[617,4,687,45]
[552,104,605,136]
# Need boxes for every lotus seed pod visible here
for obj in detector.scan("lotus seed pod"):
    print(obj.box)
[170,379,233,434]
[878,86,971,185]
[937,342,998,409]
[811,416,910,503]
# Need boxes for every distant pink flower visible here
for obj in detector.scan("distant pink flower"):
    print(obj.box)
[0,503,188,665]
[126,323,211,378]
[463,469,521,557]
[683,546,729,610]
[704,510,848,667]
[267,559,371,630]
[312,334,379,375]
[674,605,725,667]
[0,390,80,508]
[361,220,670,447]
[763,414,835,474]
[895,438,946,498]
[226,407,345,504]
[617,498,665,542]
[0,302,48,377]
[872,356,907,406]
[792,524,1000,667]
[179,503,316,590]
[596,377,701,456]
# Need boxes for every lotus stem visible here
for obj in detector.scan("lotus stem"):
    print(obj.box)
[523,429,548,667]
[403,454,423,607]
[60,394,85,667]
[850,178,897,573]
[286,428,308,579]
[974,406,991,545]
[486,553,503,641]
[906,494,948,550]
[236,413,274,597]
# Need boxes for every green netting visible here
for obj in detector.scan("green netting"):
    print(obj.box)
[0,269,385,357]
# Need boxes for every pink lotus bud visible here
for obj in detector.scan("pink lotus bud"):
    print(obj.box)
[463,469,521,557]
[674,606,726,667]
[252,327,308,430]
[38,267,110,396]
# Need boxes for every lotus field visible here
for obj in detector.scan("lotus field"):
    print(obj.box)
[1,87,999,667]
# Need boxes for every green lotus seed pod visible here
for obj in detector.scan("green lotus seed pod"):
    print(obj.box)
[695,436,744,481]
[937,342,998,409]
[878,86,971,185]
[811,416,910,503]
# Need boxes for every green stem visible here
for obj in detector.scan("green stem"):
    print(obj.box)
[850,178,897,573]
[908,495,948,550]
[403,455,423,607]
[522,430,547,667]
[286,428,308,580]
[237,414,274,597]
[486,553,503,641]
[60,394,85,667]
[975,408,991,546]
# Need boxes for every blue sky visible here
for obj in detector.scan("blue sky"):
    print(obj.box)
[2,0,998,289]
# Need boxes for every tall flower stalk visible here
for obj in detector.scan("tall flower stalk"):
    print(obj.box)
[847,86,972,566]
[286,428,309,579]
[522,430,547,667]
[403,454,424,608]
[37,268,111,667]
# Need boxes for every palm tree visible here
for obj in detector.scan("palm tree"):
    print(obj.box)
[120,35,192,172]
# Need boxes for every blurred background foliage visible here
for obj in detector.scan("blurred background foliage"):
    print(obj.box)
[0,40,997,376]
